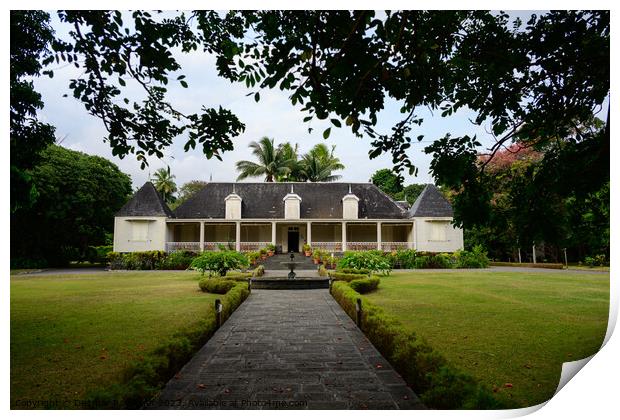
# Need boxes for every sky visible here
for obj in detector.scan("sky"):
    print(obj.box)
[33,11,608,190]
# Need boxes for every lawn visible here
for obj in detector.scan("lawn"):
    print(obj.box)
[364,271,609,408]
[10,271,216,409]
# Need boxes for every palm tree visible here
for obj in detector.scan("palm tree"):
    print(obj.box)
[151,166,177,203]
[236,137,296,182]
[299,143,345,182]
[276,142,303,181]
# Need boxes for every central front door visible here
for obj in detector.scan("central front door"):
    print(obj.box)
[287,230,300,252]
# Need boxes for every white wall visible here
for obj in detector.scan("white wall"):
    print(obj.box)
[414,217,464,252]
[113,217,168,252]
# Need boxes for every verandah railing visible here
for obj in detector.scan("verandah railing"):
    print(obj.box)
[165,242,201,252]
[381,242,413,251]
[311,242,342,252]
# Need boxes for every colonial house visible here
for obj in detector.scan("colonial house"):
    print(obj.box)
[113,182,463,254]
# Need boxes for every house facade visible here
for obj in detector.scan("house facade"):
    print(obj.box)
[113,182,464,254]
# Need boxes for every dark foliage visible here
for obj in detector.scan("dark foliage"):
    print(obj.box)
[11,145,132,267]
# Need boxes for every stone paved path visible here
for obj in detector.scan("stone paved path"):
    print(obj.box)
[149,290,423,410]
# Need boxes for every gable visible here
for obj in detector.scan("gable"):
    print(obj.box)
[115,182,174,217]
[408,184,454,218]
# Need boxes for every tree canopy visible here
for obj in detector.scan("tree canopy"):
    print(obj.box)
[11,145,132,266]
[10,11,56,211]
[10,10,609,255]
[370,168,426,204]
[236,138,344,182]
[171,180,209,209]
[150,167,178,203]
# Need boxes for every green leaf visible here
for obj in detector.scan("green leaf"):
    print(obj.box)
[180,80,188,88]
[118,78,126,86]
[254,92,260,102]
[323,127,331,139]
[330,118,342,128]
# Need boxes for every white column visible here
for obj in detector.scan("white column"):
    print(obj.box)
[341,222,347,251]
[411,221,416,250]
[271,222,276,246]
[199,221,205,252]
[306,221,312,246]
[235,221,241,252]
[532,243,537,263]
[376,222,382,250]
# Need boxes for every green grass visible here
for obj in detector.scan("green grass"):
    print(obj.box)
[10,271,217,408]
[364,271,609,408]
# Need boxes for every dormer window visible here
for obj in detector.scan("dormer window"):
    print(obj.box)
[225,187,242,219]
[342,184,359,219]
[283,185,302,219]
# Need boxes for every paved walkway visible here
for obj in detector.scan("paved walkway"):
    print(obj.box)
[149,290,422,410]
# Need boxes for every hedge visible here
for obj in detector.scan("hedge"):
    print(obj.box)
[338,267,372,275]
[329,271,371,282]
[198,278,237,294]
[349,276,380,294]
[107,251,197,270]
[84,281,250,408]
[489,262,564,269]
[330,282,502,409]
[225,271,253,280]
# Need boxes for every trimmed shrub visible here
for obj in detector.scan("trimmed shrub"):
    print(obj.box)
[198,278,237,294]
[349,276,380,294]
[84,281,250,408]
[489,262,564,269]
[252,265,265,277]
[415,252,453,269]
[338,267,371,275]
[190,251,249,276]
[387,249,417,269]
[330,282,501,409]
[337,250,392,275]
[454,245,489,268]
[158,250,196,270]
[329,272,369,282]
[106,251,167,270]
[225,271,252,280]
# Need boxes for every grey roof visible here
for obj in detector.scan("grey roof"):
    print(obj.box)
[408,184,454,217]
[116,182,174,217]
[173,183,409,219]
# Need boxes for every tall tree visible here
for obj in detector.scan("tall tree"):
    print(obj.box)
[16,11,608,228]
[299,143,344,182]
[11,145,132,266]
[235,137,295,182]
[172,180,208,209]
[10,11,56,211]
[151,167,177,203]
[275,142,303,181]
[371,169,403,196]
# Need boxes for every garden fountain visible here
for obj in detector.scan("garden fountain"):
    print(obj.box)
[280,251,298,279]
